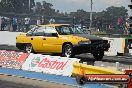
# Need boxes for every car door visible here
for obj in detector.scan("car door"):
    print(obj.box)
[42,26,63,53]
[30,27,45,52]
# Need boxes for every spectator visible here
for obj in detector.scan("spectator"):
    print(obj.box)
[37,17,41,25]
[41,16,45,25]
[12,17,17,32]
[9,17,13,31]
[117,16,123,25]
[17,18,24,32]
[96,21,101,31]
[1,17,6,31]
[24,17,30,32]
[117,16,124,34]
[125,21,129,35]
[7,17,11,31]
[49,18,55,24]
[21,18,25,32]
[72,17,77,26]
[79,19,84,29]
[108,23,114,34]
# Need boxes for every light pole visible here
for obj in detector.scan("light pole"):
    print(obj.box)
[89,0,93,31]
[29,0,30,12]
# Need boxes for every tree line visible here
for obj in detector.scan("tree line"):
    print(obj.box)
[0,0,128,27]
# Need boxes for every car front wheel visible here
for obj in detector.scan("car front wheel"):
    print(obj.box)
[62,44,74,58]
[93,51,104,61]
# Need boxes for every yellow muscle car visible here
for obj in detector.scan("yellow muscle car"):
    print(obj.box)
[16,24,110,60]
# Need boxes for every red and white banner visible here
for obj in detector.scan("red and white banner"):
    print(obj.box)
[22,54,79,76]
[0,50,29,69]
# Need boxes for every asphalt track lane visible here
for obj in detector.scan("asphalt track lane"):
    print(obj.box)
[0,44,132,64]
[0,75,76,88]
[0,31,131,88]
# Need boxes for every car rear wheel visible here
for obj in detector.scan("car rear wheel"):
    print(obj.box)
[24,44,33,53]
[62,44,74,58]
[93,51,104,61]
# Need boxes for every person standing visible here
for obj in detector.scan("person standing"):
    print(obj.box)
[1,17,6,31]
[108,23,114,34]
[125,21,129,35]
[117,16,124,34]
[7,18,11,31]
[117,16,123,26]
[12,17,17,32]
[41,16,45,25]
[21,18,25,32]
[49,18,55,24]
[37,17,41,25]
[24,17,30,32]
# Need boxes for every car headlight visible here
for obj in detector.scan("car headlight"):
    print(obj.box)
[78,41,91,45]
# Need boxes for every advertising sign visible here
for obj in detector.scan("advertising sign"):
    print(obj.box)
[22,54,79,76]
[76,70,132,88]
[0,50,29,69]
[76,74,131,88]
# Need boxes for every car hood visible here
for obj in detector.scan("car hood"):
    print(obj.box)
[72,34,103,40]
[19,33,27,36]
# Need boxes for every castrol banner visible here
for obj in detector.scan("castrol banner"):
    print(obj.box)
[0,50,29,69]
[22,54,79,76]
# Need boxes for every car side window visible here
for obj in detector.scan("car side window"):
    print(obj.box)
[62,27,71,34]
[55,26,71,35]
[32,27,45,36]
[44,26,58,37]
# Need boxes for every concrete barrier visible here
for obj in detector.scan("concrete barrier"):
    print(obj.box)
[128,39,132,55]
[102,37,125,56]
[0,50,29,69]
[22,53,80,76]
[72,63,124,76]
[0,49,126,79]
[129,49,132,55]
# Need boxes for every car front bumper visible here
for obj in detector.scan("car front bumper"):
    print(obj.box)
[73,43,110,54]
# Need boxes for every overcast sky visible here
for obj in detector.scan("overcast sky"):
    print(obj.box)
[35,0,131,15]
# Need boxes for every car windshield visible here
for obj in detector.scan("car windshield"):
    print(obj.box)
[55,26,87,35]
[27,26,39,35]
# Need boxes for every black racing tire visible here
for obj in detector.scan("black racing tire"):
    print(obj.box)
[62,44,74,58]
[24,44,34,53]
[76,76,87,85]
[93,51,104,61]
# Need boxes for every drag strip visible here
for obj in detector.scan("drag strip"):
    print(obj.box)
[0,44,132,64]
[0,31,131,88]
[0,75,75,88]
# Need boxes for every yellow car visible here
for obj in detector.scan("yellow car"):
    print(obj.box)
[16,24,110,60]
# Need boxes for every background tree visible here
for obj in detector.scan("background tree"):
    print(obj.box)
[0,0,35,13]
[69,9,90,25]
[0,0,129,30]
[102,6,128,23]
[35,2,42,15]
